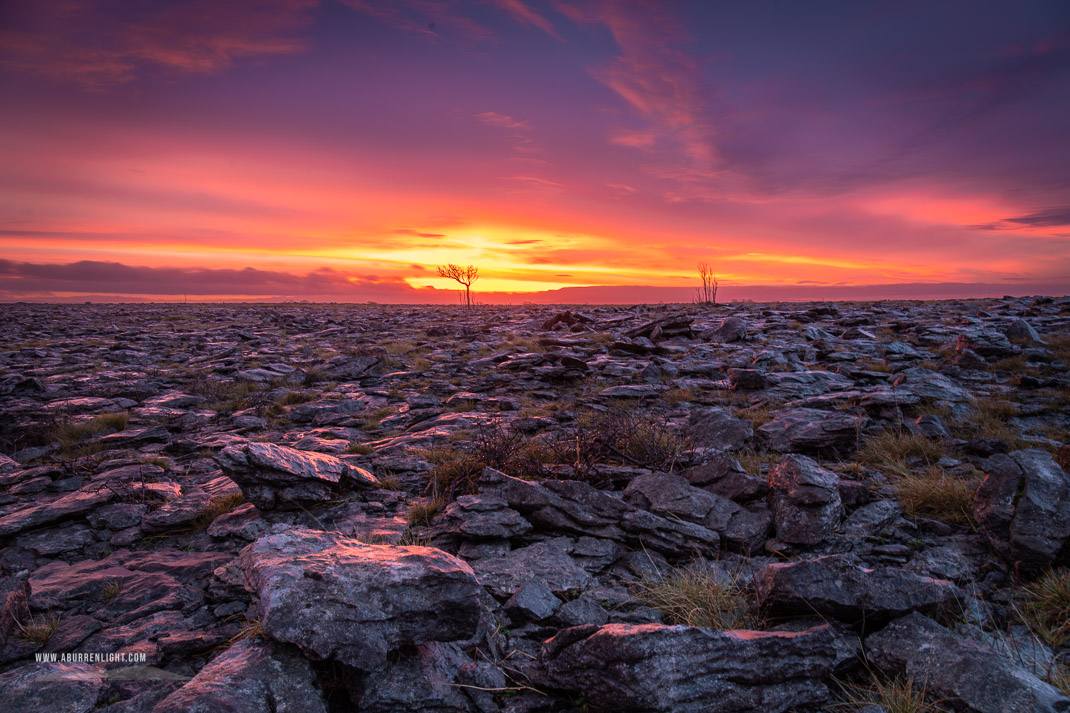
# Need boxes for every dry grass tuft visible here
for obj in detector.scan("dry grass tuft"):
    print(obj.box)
[890,466,980,526]
[837,676,944,713]
[407,497,447,526]
[192,492,246,530]
[1048,664,1070,698]
[13,612,59,646]
[859,429,947,477]
[100,578,123,603]
[630,568,760,630]
[1016,569,1070,648]
[347,442,375,455]
[376,474,402,491]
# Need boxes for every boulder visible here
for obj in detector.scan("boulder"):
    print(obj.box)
[688,407,754,451]
[354,642,475,713]
[478,468,719,559]
[683,456,768,501]
[757,554,960,627]
[767,454,843,546]
[866,612,1069,713]
[1004,319,1045,344]
[973,449,1070,573]
[624,473,769,552]
[0,662,104,713]
[472,538,592,598]
[759,407,863,455]
[153,639,328,713]
[239,528,483,670]
[536,623,843,713]
[215,441,377,509]
[704,315,748,342]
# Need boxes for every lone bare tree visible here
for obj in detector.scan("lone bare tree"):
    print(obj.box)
[697,262,718,304]
[438,264,479,308]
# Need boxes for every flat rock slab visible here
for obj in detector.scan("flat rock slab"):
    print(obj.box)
[472,538,592,598]
[216,441,377,509]
[239,527,483,670]
[866,612,1070,713]
[0,485,116,537]
[479,467,719,559]
[153,639,328,713]
[759,407,863,454]
[974,449,1070,573]
[0,662,104,713]
[536,622,842,713]
[757,554,960,627]
[767,454,843,546]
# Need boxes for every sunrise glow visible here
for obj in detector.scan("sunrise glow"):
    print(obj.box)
[2,1,1068,302]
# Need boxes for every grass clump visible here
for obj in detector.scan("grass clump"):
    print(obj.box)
[837,676,944,713]
[100,578,123,603]
[630,567,760,630]
[192,492,246,530]
[347,442,375,455]
[408,497,447,526]
[1016,569,1070,648]
[859,428,947,477]
[13,612,59,646]
[376,474,402,491]
[890,465,980,526]
[54,411,129,448]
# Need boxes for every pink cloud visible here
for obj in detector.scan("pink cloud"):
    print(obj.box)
[475,111,533,130]
[0,0,317,89]
[488,0,565,42]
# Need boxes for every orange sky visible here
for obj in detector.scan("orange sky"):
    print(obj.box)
[1,0,1068,301]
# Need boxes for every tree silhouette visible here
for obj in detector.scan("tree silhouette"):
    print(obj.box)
[697,262,718,304]
[438,264,479,308]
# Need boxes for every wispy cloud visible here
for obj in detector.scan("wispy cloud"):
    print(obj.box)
[0,259,421,299]
[475,111,532,130]
[487,0,565,41]
[973,205,1070,231]
[0,0,317,89]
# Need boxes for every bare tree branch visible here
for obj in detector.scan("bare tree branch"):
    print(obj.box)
[697,262,718,305]
[438,264,479,308]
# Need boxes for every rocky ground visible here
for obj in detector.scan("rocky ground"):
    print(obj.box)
[1,297,1069,713]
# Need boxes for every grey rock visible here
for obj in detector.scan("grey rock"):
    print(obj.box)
[355,642,474,713]
[0,662,104,713]
[153,639,327,713]
[688,407,754,451]
[472,538,591,598]
[505,577,562,621]
[683,456,768,500]
[728,368,767,390]
[841,500,901,537]
[866,612,1069,713]
[973,449,1070,573]
[215,441,377,509]
[239,527,482,670]
[898,367,972,402]
[0,484,116,537]
[623,473,768,552]
[913,413,950,438]
[1004,319,1045,344]
[598,384,668,399]
[768,454,843,546]
[554,595,609,628]
[436,495,532,539]
[536,623,843,713]
[759,407,864,454]
[478,468,719,559]
[704,315,748,342]
[757,554,960,626]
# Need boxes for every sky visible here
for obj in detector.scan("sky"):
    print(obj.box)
[1,0,1069,303]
